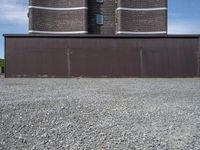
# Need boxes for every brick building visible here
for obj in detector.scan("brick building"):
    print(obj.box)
[29,0,167,34]
[6,0,199,78]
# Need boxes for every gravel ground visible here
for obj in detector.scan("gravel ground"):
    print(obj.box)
[0,78,200,150]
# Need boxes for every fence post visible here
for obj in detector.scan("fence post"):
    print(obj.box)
[140,48,144,77]
[67,48,71,78]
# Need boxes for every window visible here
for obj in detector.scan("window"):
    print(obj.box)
[96,14,104,25]
[96,0,103,3]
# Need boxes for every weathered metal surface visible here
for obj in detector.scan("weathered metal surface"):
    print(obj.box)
[141,38,198,77]
[68,38,141,77]
[5,38,68,78]
[4,35,200,78]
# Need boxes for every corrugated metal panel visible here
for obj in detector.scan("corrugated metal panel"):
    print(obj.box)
[141,38,198,77]
[5,36,200,78]
[5,38,68,77]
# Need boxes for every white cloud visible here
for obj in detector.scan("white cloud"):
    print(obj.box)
[168,20,200,34]
[0,0,28,24]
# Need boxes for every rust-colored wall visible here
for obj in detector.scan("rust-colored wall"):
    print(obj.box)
[5,38,69,78]
[5,36,200,78]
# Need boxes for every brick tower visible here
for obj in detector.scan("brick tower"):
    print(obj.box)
[29,0,167,34]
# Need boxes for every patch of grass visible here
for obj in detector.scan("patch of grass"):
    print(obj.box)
[0,59,5,67]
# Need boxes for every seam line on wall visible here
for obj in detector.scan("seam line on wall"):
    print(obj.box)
[29,6,88,11]
[116,31,167,34]
[116,7,167,11]
[29,30,88,34]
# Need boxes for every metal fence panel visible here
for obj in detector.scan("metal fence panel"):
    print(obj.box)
[5,36,200,78]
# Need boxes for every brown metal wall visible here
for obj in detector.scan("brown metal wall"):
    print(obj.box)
[5,36,200,78]
[141,38,198,77]
[5,38,68,78]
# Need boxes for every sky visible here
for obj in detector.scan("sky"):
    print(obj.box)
[0,0,200,59]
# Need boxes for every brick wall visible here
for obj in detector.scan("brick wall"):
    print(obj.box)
[30,0,87,8]
[88,0,116,34]
[29,0,167,34]
[117,0,167,34]
[29,9,87,32]
[117,10,167,32]
[118,0,167,8]
[29,0,88,33]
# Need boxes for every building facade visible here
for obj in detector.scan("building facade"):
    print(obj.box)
[29,0,167,34]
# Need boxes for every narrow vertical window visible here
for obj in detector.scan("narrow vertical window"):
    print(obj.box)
[96,0,104,3]
[96,14,104,25]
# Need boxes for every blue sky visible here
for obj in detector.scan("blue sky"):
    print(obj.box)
[0,0,200,59]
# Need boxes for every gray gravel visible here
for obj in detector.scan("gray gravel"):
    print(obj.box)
[0,78,200,150]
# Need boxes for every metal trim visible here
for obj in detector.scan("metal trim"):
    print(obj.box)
[116,31,167,34]
[140,49,144,77]
[198,38,200,76]
[4,36,7,78]
[66,48,71,77]
[29,30,88,34]
[116,7,167,11]
[3,34,200,38]
[29,6,88,11]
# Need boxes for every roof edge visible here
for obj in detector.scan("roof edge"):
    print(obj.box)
[3,34,200,38]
